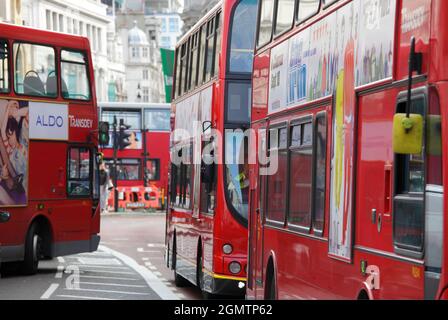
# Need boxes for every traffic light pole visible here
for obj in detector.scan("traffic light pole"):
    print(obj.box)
[113,116,119,213]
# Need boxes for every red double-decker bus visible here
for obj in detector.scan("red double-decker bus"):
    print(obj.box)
[99,102,171,210]
[248,0,448,299]
[165,0,259,297]
[0,23,100,275]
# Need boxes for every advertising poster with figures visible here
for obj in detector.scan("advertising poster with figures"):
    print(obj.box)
[267,0,396,260]
[0,99,29,207]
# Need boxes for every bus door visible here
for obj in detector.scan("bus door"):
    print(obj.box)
[64,146,95,244]
[393,88,443,299]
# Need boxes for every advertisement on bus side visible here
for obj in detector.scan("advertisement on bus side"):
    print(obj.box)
[0,99,29,207]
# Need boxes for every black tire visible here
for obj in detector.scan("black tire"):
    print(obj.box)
[22,223,42,275]
[267,273,276,300]
[172,240,190,287]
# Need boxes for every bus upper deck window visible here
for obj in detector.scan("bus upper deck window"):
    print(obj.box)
[297,0,320,23]
[0,40,9,93]
[13,43,56,97]
[257,0,275,47]
[61,50,91,101]
[229,0,258,73]
[274,0,295,36]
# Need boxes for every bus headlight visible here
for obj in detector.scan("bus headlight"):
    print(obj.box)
[223,244,233,255]
[229,261,241,274]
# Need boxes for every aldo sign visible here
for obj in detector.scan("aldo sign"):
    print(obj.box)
[29,102,69,141]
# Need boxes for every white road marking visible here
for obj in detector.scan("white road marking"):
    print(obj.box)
[79,269,135,275]
[80,282,147,288]
[144,262,153,266]
[148,266,157,271]
[137,248,159,253]
[142,257,149,261]
[57,295,114,300]
[57,257,65,263]
[55,265,64,279]
[77,257,123,265]
[41,283,59,299]
[69,264,130,270]
[100,245,179,300]
[80,275,140,281]
[147,244,165,248]
[64,288,150,296]
[153,271,162,277]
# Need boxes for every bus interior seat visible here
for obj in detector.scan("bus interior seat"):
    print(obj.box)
[46,72,68,97]
[23,71,45,96]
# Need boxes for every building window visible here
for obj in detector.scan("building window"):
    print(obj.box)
[98,28,102,52]
[73,19,78,34]
[87,24,91,41]
[59,14,64,33]
[132,47,139,58]
[143,69,149,80]
[143,47,149,58]
[161,36,171,48]
[143,88,149,102]
[67,17,72,34]
[52,12,57,31]
[169,17,179,32]
[161,18,167,32]
[46,10,51,30]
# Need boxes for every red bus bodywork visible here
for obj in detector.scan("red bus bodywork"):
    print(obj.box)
[0,23,100,270]
[99,103,171,211]
[248,0,448,300]
[166,0,258,296]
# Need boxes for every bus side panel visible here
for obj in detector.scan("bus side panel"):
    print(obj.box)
[429,0,448,83]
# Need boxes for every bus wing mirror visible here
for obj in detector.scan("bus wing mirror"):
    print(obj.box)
[393,113,423,155]
[426,115,442,156]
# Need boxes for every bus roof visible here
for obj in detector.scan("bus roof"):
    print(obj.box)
[0,22,91,51]
[98,102,171,110]
[177,1,223,46]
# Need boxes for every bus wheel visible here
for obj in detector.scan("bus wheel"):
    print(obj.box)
[22,223,42,275]
[266,271,277,300]
[172,241,190,287]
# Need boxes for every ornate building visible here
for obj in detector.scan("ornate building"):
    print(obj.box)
[124,22,164,103]
[0,0,22,24]
[181,0,220,33]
